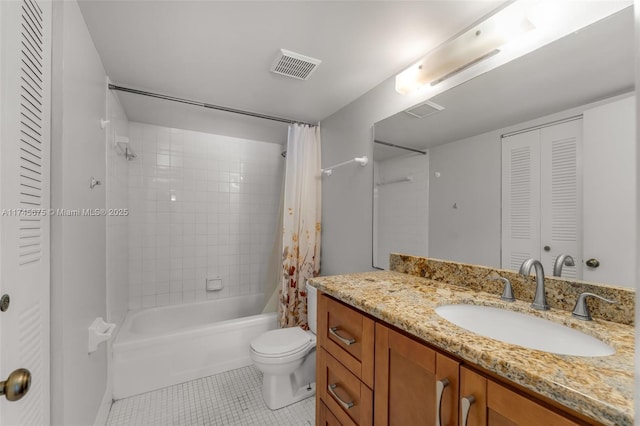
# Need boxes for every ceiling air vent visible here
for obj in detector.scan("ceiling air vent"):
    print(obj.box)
[270,49,321,80]
[404,100,445,119]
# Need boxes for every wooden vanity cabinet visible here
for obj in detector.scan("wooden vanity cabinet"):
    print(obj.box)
[460,366,584,426]
[316,292,594,426]
[318,293,375,387]
[374,323,459,426]
[317,293,375,426]
[318,400,344,426]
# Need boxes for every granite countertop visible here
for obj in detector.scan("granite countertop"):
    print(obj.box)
[309,270,634,426]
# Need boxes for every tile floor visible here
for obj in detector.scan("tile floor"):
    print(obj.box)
[106,366,315,426]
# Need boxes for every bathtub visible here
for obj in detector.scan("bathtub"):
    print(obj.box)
[112,294,277,399]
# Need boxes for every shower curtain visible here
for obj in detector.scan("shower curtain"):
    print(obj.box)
[279,124,321,329]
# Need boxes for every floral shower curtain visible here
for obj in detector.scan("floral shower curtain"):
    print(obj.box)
[279,124,321,329]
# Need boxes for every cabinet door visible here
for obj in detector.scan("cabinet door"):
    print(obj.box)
[486,381,581,426]
[459,366,487,426]
[374,324,459,426]
[459,366,583,426]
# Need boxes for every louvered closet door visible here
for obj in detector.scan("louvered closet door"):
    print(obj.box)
[501,130,541,272]
[540,120,582,280]
[502,120,582,279]
[0,0,51,424]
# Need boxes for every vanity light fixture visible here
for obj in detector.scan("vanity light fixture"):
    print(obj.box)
[395,2,535,94]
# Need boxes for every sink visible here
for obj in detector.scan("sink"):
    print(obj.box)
[435,304,615,357]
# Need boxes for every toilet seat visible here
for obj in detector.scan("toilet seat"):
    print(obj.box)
[250,327,314,358]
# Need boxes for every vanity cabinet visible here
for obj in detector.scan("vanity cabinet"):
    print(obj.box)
[374,323,459,426]
[318,400,344,426]
[459,366,582,426]
[317,292,600,426]
[317,293,375,426]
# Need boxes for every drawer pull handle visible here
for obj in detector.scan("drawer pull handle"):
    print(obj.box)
[461,395,476,426]
[328,383,354,410]
[329,327,355,346]
[435,378,450,426]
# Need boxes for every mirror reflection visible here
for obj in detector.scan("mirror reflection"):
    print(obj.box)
[373,8,636,288]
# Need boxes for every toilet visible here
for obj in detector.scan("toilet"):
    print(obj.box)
[250,282,317,410]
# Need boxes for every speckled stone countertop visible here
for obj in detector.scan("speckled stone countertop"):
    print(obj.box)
[308,271,634,426]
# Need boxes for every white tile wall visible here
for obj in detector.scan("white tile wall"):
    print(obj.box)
[373,154,429,269]
[127,123,284,309]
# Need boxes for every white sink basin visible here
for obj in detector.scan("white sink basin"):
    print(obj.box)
[435,304,615,357]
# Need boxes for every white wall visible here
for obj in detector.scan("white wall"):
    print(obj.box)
[320,80,423,275]
[374,154,429,269]
[127,123,283,309]
[50,1,110,424]
[428,131,502,267]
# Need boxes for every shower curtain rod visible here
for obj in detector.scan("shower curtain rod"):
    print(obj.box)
[374,139,427,155]
[108,84,315,127]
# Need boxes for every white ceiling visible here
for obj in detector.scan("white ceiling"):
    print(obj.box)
[374,7,635,160]
[78,0,503,142]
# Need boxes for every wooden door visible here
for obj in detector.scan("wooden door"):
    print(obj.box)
[374,324,459,426]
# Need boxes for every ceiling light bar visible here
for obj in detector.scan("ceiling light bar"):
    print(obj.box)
[396,2,534,94]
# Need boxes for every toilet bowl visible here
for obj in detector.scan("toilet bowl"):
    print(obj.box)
[250,282,317,410]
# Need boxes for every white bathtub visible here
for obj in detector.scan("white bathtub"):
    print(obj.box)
[112,294,277,399]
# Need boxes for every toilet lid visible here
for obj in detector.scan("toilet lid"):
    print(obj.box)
[251,327,312,357]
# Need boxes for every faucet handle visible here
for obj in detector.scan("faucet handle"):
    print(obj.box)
[571,292,617,321]
[492,277,515,302]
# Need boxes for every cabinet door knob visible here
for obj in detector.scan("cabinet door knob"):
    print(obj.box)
[543,245,551,252]
[585,258,600,268]
[461,395,476,426]
[435,378,450,426]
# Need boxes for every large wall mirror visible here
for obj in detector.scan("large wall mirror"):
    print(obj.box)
[372,7,636,289]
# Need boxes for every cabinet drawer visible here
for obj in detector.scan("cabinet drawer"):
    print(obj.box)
[318,293,375,387]
[319,400,347,426]
[319,348,373,426]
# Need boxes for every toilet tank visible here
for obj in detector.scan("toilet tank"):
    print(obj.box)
[306,281,317,334]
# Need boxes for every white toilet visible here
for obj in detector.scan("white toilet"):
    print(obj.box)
[250,282,317,410]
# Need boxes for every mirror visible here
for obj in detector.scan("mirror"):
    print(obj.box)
[373,8,636,288]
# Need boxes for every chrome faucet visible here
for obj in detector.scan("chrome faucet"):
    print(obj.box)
[492,276,515,302]
[553,254,575,277]
[518,259,549,310]
[572,292,617,321]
